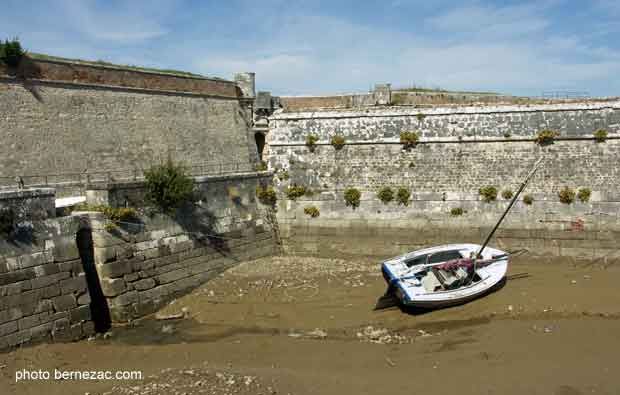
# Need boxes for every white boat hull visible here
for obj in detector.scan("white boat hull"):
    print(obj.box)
[381,243,508,309]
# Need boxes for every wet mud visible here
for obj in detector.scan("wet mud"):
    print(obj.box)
[2,254,620,395]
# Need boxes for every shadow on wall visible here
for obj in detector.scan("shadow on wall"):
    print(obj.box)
[174,202,233,258]
[76,228,111,333]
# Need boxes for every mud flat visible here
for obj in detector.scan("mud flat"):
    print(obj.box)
[2,254,620,395]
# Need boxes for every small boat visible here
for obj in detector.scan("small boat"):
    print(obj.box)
[379,157,543,309]
[381,243,508,308]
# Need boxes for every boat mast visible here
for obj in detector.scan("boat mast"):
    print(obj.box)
[476,157,544,258]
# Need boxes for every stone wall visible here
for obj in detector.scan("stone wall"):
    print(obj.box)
[83,171,278,322]
[11,57,239,97]
[0,188,56,222]
[0,214,95,350]
[0,79,256,183]
[267,101,620,259]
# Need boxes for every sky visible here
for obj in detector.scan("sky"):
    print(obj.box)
[2,0,620,97]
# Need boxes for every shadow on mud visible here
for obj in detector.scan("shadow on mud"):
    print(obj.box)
[102,317,282,346]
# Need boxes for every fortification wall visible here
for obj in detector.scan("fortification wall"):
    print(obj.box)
[82,171,278,322]
[0,211,95,350]
[267,102,620,259]
[0,80,256,183]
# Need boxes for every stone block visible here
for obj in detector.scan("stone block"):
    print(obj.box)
[0,307,24,324]
[111,290,138,307]
[94,246,117,265]
[33,263,60,277]
[96,260,133,278]
[59,275,87,294]
[0,267,36,286]
[133,278,156,291]
[135,239,160,251]
[30,272,70,290]
[0,320,18,337]
[18,251,53,269]
[100,278,127,297]
[0,280,32,296]
[169,240,194,254]
[18,311,52,330]
[156,268,190,284]
[124,272,139,282]
[77,292,91,306]
[30,322,53,340]
[69,305,91,323]
[5,329,31,347]
[133,259,155,272]
[52,237,81,262]
[52,294,77,312]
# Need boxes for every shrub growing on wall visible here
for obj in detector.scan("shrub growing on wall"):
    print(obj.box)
[450,207,464,216]
[593,129,608,142]
[144,159,195,212]
[534,129,559,145]
[577,188,592,203]
[344,187,361,209]
[306,134,319,152]
[0,39,24,68]
[330,135,345,150]
[416,113,426,122]
[558,187,575,204]
[376,187,394,204]
[501,189,514,200]
[255,161,268,171]
[522,194,534,205]
[286,184,307,200]
[400,131,419,149]
[303,205,320,218]
[256,184,277,206]
[478,186,498,202]
[396,187,411,206]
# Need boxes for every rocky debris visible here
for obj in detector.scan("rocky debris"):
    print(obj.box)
[106,365,275,395]
[356,326,412,344]
[288,328,327,339]
[161,324,175,334]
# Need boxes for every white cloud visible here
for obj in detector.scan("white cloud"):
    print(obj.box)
[191,5,620,96]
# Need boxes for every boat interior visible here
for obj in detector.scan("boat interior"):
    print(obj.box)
[404,249,482,292]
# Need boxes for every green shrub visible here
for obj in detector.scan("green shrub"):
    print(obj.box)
[503,132,512,138]
[478,186,498,202]
[593,129,608,142]
[278,170,289,181]
[306,134,319,152]
[501,189,514,200]
[0,39,24,68]
[522,194,534,205]
[408,161,415,168]
[256,185,277,206]
[376,187,394,204]
[73,204,138,223]
[255,161,268,171]
[104,222,118,232]
[144,159,195,212]
[303,206,320,218]
[396,187,411,206]
[577,188,591,203]
[558,187,575,204]
[534,129,559,145]
[344,187,361,209]
[0,207,16,235]
[450,207,464,216]
[286,184,307,200]
[416,113,426,122]
[330,135,345,150]
[400,131,419,149]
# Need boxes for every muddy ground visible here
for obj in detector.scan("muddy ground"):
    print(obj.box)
[2,254,620,395]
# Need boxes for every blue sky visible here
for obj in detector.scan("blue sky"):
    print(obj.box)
[2,0,620,96]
